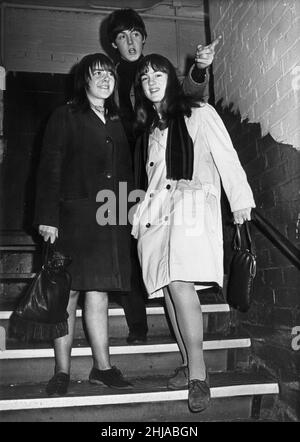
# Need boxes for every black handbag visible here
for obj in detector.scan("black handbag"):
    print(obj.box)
[226,221,256,313]
[10,241,71,341]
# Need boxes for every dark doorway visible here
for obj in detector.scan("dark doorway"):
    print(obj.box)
[0,72,73,236]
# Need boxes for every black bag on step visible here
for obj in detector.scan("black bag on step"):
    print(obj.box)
[226,221,256,313]
[10,241,71,341]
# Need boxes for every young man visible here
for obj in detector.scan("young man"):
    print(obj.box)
[106,8,219,344]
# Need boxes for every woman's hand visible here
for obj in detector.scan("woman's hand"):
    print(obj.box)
[233,208,252,225]
[38,225,58,244]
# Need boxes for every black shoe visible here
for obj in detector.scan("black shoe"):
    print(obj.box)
[46,372,70,396]
[126,333,147,344]
[188,378,210,413]
[89,366,133,389]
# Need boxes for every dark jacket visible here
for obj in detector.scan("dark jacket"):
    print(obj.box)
[35,104,133,228]
[34,104,134,291]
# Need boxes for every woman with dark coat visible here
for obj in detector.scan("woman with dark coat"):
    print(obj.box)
[35,53,134,395]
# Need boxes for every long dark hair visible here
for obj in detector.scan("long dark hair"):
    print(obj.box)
[71,53,119,120]
[134,54,199,130]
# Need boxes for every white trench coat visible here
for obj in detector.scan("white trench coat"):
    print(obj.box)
[132,104,255,298]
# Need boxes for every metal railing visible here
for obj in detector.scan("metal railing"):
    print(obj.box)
[252,209,300,271]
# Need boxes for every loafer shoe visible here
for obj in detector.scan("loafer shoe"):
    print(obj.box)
[46,372,70,396]
[89,366,133,389]
[167,366,188,390]
[188,378,210,413]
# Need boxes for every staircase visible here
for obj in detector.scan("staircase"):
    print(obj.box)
[0,234,279,422]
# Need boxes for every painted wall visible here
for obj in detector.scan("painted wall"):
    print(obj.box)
[209,0,300,149]
[1,2,206,76]
[0,1,207,233]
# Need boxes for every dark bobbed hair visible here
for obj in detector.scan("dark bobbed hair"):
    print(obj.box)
[134,53,199,130]
[107,8,147,43]
[71,53,119,120]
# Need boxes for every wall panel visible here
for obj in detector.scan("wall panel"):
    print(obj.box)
[2,3,206,75]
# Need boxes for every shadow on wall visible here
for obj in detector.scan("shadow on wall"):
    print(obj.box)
[216,98,300,422]
[216,97,300,266]
[99,15,116,62]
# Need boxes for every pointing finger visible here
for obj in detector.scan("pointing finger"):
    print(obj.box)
[209,35,222,50]
[197,47,214,56]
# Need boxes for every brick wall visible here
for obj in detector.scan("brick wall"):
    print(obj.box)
[210,0,300,149]
[216,102,300,421]
[209,0,300,421]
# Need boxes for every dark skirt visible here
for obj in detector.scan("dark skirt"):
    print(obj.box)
[56,199,131,292]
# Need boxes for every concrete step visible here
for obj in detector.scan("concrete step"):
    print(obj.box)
[0,369,279,422]
[0,333,251,384]
[0,232,37,246]
[0,300,231,342]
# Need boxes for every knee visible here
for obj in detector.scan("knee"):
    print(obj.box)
[85,291,108,309]
[169,281,194,293]
[169,281,183,292]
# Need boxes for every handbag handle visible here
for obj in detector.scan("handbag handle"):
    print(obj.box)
[233,221,256,257]
[42,239,55,266]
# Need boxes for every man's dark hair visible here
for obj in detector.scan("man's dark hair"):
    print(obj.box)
[107,8,147,43]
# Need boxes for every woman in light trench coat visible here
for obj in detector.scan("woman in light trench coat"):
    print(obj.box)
[132,54,256,413]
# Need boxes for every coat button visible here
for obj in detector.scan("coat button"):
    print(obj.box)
[149,193,154,198]
[164,216,168,221]
[149,162,154,166]
[146,223,151,228]
[166,184,171,189]
[106,173,112,179]
[106,136,113,144]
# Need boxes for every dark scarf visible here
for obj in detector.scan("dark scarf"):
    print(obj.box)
[135,113,194,190]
